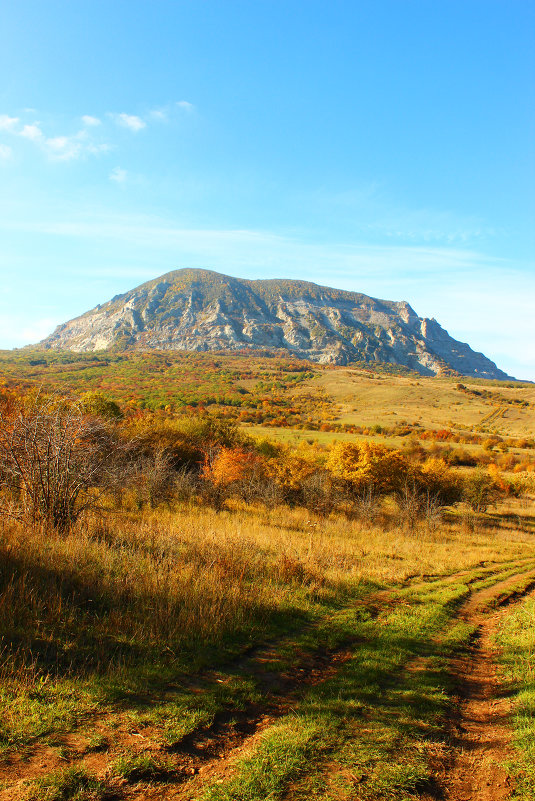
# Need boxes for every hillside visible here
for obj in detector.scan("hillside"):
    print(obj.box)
[39,268,513,380]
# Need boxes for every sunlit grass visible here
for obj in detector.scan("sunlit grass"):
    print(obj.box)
[496,594,535,798]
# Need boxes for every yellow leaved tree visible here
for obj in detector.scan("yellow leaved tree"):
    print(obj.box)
[327,441,409,494]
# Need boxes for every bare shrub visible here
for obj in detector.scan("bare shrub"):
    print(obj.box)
[172,467,200,504]
[300,471,337,517]
[353,484,381,525]
[0,392,120,532]
[396,482,423,532]
[128,448,177,509]
[421,491,443,533]
[395,482,443,533]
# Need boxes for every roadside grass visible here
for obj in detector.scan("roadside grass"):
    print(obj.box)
[199,572,527,801]
[495,594,535,799]
[110,752,175,782]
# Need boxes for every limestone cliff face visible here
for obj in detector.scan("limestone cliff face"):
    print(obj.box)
[40,268,513,379]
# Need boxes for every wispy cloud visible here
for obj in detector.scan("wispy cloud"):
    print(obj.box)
[20,123,43,141]
[0,111,111,162]
[176,100,194,113]
[81,115,101,126]
[297,185,500,247]
[0,115,19,131]
[149,109,168,122]
[0,103,196,166]
[44,131,110,161]
[112,112,146,132]
[109,166,127,183]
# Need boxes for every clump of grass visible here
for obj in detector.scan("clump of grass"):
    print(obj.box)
[28,766,106,801]
[85,733,109,753]
[110,752,174,782]
[204,717,330,801]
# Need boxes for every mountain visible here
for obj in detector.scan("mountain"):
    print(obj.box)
[39,268,513,379]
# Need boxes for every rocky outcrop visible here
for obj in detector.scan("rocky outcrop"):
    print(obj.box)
[39,268,514,379]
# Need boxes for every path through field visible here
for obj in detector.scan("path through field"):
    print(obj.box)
[430,575,535,801]
[2,561,534,801]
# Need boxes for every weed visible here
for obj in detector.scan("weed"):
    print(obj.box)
[28,766,106,801]
[110,752,174,782]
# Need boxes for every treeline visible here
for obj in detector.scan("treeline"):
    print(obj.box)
[0,387,528,534]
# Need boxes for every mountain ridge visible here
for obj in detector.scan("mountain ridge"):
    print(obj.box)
[39,268,514,380]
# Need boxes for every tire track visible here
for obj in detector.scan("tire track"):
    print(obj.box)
[425,571,535,801]
[2,561,534,800]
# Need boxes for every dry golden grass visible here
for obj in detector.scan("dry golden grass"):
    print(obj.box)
[2,496,533,692]
[1,493,535,792]
[310,369,535,437]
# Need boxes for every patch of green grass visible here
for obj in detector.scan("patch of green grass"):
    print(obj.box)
[204,716,332,801]
[198,578,478,800]
[496,595,535,799]
[110,752,174,782]
[84,733,109,753]
[0,680,99,753]
[28,766,106,801]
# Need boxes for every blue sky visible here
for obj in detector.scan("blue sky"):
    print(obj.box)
[1,0,534,379]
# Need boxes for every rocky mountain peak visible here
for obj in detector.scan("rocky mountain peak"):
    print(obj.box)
[39,268,514,380]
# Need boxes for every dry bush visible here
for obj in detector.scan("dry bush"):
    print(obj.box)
[0,392,121,532]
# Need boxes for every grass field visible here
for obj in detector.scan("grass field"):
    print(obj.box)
[1,493,535,800]
[1,350,533,441]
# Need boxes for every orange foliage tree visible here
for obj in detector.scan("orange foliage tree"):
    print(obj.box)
[264,448,322,504]
[202,446,263,488]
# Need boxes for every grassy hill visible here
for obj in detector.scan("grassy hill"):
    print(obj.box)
[0,349,535,799]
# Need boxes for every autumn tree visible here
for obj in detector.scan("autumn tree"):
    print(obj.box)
[327,441,409,495]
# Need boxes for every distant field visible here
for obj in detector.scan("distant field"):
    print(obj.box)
[0,349,533,443]
[313,368,535,437]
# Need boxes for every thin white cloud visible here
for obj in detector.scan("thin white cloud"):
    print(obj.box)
[149,109,168,122]
[0,115,19,131]
[0,144,12,160]
[82,115,101,126]
[44,131,110,161]
[113,113,146,132]
[45,135,82,160]
[176,100,194,113]
[20,123,43,141]
[109,166,127,183]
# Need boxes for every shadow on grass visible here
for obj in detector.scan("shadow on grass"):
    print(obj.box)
[0,546,319,687]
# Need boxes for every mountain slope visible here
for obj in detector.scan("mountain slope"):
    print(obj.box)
[39,268,513,379]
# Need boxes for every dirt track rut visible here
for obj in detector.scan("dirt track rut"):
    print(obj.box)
[430,573,535,801]
[2,563,535,800]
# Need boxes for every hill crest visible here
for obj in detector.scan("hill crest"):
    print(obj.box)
[40,268,513,380]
